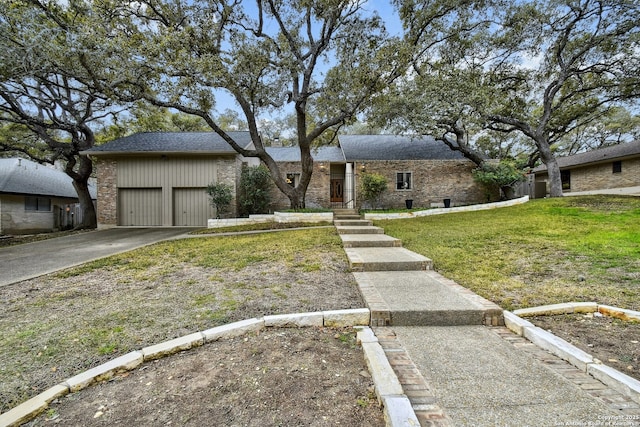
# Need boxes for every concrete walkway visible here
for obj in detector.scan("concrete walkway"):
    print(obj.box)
[336,212,640,426]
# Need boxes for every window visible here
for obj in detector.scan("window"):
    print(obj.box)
[561,170,571,190]
[396,172,412,190]
[25,196,51,211]
[612,161,622,174]
[286,173,301,188]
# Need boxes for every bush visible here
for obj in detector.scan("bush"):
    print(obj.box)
[360,173,388,209]
[206,182,233,218]
[239,165,272,216]
[472,161,526,201]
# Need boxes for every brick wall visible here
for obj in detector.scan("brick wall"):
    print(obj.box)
[534,158,640,194]
[359,159,487,209]
[268,162,330,210]
[96,158,117,227]
[570,158,640,192]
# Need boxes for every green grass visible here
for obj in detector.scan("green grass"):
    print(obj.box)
[376,195,640,311]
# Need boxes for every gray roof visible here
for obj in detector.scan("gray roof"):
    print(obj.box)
[0,158,97,199]
[534,140,640,172]
[339,134,466,161]
[266,146,345,162]
[85,131,253,154]
[84,131,469,163]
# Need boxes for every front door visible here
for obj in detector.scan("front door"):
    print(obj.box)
[330,179,344,203]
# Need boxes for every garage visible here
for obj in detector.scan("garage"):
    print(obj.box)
[173,188,214,226]
[118,188,163,226]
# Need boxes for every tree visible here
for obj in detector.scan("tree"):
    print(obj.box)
[482,0,640,197]
[379,0,640,198]
[87,0,407,209]
[0,0,128,229]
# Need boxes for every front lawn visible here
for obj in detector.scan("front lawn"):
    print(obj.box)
[376,195,640,311]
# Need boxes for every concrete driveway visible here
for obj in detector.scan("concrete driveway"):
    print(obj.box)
[0,228,195,287]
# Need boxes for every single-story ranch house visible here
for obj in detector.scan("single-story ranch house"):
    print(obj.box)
[533,140,640,195]
[84,132,489,228]
[0,158,97,234]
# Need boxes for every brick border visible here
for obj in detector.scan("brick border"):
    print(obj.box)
[492,326,640,415]
[504,310,640,407]
[373,327,451,426]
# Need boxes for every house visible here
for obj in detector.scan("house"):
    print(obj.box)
[84,132,487,228]
[0,158,97,234]
[532,140,640,195]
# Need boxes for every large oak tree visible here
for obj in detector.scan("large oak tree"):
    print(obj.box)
[87,0,408,209]
[379,0,640,197]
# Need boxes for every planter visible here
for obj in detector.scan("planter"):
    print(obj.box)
[405,199,413,209]
[443,198,451,208]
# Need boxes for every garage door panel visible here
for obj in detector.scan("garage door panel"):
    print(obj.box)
[118,188,162,226]
[173,188,214,226]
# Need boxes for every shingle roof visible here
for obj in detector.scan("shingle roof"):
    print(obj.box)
[0,158,97,199]
[534,140,640,172]
[339,134,466,161]
[84,131,252,154]
[266,146,345,162]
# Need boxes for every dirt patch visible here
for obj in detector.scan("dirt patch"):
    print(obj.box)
[531,313,640,381]
[24,328,383,427]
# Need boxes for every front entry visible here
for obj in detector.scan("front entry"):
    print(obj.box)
[330,179,344,203]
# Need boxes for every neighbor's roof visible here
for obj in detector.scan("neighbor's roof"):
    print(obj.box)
[0,158,97,199]
[84,131,253,155]
[534,140,640,172]
[266,146,345,162]
[339,134,466,161]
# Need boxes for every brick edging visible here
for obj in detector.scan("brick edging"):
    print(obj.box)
[504,309,640,406]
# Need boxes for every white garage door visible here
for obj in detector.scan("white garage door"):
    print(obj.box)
[118,188,163,226]
[173,188,214,226]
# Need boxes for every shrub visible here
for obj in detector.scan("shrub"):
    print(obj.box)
[360,173,388,209]
[472,161,526,201]
[238,165,272,216]
[206,182,233,218]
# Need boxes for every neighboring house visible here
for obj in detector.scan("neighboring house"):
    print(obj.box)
[532,140,640,195]
[84,132,487,228]
[0,158,97,235]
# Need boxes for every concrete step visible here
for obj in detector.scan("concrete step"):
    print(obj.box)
[345,247,432,272]
[340,234,402,248]
[354,271,501,326]
[334,214,363,220]
[334,219,372,227]
[336,226,384,235]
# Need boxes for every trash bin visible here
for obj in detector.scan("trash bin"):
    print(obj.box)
[443,198,451,208]
[405,199,413,209]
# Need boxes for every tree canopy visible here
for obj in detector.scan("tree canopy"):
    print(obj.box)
[374,0,640,197]
[79,0,408,208]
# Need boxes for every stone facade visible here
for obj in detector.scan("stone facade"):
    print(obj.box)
[95,158,117,228]
[358,159,487,209]
[267,162,331,210]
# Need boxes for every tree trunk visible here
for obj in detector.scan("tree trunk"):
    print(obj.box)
[65,154,97,229]
[72,179,97,229]
[537,139,564,198]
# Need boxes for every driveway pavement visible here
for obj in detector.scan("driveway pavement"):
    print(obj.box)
[0,228,194,287]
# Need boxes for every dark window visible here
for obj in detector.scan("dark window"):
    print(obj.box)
[286,173,300,188]
[612,161,622,174]
[561,170,571,190]
[25,196,51,211]
[396,172,412,190]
